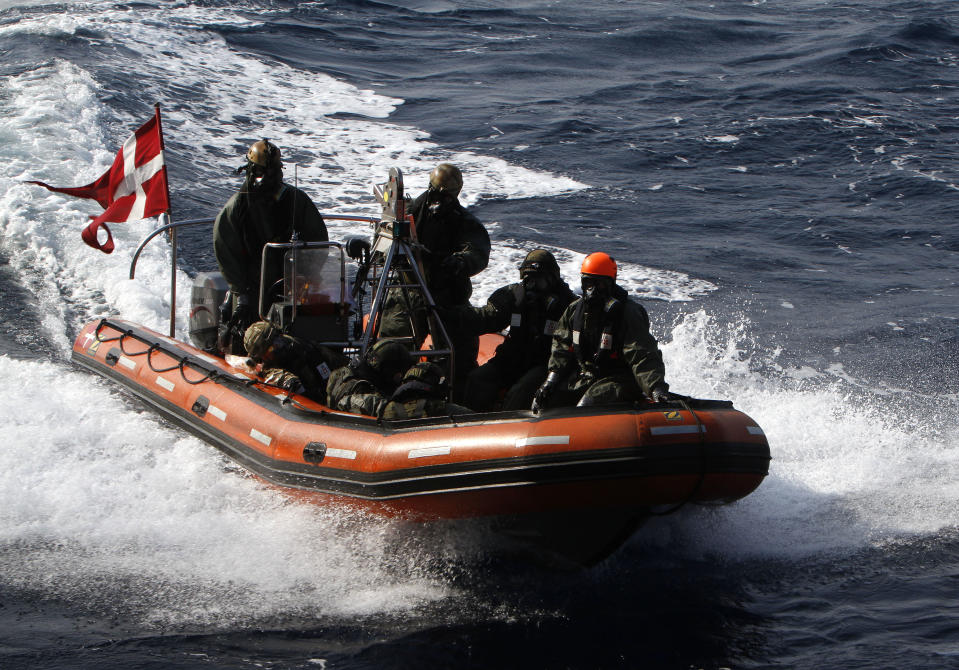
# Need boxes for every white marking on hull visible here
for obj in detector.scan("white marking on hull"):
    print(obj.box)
[515,435,570,448]
[208,405,227,421]
[409,446,452,459]
[118,356,137,370]
[326,448,357,460]
[154,376,175,392]
[250,428,272,446]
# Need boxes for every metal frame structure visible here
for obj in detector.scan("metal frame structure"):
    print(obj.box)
[128,167,459,389]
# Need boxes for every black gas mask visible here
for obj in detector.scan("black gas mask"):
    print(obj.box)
[235,139,282,196]
[581,274,612,305]
[426,185,457,214]
[521,262,550,294]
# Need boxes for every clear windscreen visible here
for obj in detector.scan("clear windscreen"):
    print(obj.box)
[283,245,347,314]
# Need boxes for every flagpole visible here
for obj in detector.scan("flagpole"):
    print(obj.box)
[154,103,177,338]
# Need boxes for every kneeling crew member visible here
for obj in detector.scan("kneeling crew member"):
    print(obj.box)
[457,249,576,411]
[532,252,669,411]
[327,341,467,419]
[382,361,470,419]
[326,339,413,418]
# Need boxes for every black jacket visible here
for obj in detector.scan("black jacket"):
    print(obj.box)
[213,183,328,298]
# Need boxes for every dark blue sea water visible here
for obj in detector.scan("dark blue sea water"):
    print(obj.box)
[1,1,957,668]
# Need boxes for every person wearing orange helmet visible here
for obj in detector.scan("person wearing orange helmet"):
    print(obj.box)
[214,139,328,353]
[531,252,669,411]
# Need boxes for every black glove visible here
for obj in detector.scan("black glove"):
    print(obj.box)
[230,294,257,330]
[650,383,670,403]
[531,371,561,413]
[440,255,467,278]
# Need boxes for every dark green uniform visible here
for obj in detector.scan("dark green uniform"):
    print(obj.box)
[214,183,328,304]
[460,279,576,410]
[325,339,413,418]
[546,286,667,406]
[326,364,391,417]
[381,362,470,419]
[379,191,490,392]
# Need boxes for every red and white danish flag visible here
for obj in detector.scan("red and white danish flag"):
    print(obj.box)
[28,107,170,254]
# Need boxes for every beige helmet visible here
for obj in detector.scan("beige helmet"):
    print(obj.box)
[247,139,281,172]
[243,320,281,360]
[428,163,463,197]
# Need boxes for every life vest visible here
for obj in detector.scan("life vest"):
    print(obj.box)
[570,295,626,372]
[504,283,569,361]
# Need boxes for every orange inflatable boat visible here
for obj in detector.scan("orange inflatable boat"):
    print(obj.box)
[71,168,770,564]
[72,316,769,564]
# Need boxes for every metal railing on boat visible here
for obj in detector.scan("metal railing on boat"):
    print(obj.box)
[129,214,379,337]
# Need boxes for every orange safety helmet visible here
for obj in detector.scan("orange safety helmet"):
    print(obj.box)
[581,252,617,279]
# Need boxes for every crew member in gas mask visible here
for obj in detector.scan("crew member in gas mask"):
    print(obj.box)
[531,252,670,411]
[213,139,328,354]
[451,249,576,411]
[326,339,414,418]
[379,163,490,399]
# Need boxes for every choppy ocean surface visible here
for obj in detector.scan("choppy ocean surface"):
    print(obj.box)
[0,0,957,668]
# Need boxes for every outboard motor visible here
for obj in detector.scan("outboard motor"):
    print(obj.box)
[189,272,229,353]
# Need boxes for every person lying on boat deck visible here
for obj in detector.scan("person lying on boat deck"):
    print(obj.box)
[214,139,328,354]
[327,340,468,419]
[532,252,669,412]
[243,321,347,404]
[445,249,577,411]
[378,163,490,399]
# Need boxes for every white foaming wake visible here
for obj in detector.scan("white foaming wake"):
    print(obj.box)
[0,356,458,625]
[637,309,959,561]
